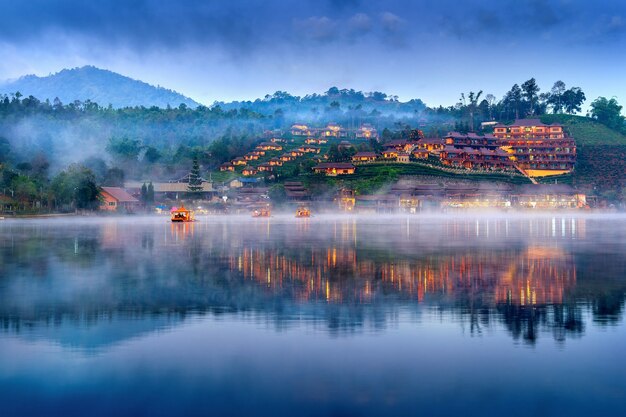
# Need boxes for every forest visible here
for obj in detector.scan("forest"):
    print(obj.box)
[0,77,624,213]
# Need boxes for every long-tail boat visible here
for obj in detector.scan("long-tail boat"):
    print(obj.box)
[171,205,195,222]
[252,208,271,218]
[295,206,311,218]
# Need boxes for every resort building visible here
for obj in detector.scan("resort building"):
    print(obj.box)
[351,152,378,163]
[312,162,356,176]
[444,132,500,149]
[492,119,576,176]
[439,146,513,170]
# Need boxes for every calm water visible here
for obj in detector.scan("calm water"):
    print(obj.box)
[1,214,625,417]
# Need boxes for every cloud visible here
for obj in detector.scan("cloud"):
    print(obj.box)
[348,13,372,33]
[380,12,404,34]
[294,16,340,42]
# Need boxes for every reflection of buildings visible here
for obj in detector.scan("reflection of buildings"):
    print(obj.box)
[225,238,577,307]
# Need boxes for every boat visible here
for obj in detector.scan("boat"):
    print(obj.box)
[252,208,271,217]
[171,205,195,222]
[295,206,311,218]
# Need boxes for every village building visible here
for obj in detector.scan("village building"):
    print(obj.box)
[299,144,321,153]
[290,149,305,157]
[268,157,283,166]
[291,124,312,136]
[492,119,576,176]
[396,153,410,163]
[355,124,379,140]
[258,162,273,172]
[220,162,235,172]
[280,153,295,162]
[412,149,429,159]
[284,181,310,201]
[305,137,328,145]
[338,141,354,151]
[232,157,247,166]
[100,187,140,212]
[351,151,378,163]
[256,142,283,151]
[242,166,258,176]
[244,153,259,161]
[382,149,399,159]
[270,137,286,143]
[323,123,348,138]
[417,138,445,152]
[312,162,356,176]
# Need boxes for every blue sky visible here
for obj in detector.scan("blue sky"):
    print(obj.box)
[0,0,625,108]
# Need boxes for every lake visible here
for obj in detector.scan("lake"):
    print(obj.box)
[1,214,625,416]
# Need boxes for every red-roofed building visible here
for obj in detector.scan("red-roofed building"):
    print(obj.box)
[100,187,140,212]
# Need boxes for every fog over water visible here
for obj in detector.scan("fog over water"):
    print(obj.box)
[1,214,625,416]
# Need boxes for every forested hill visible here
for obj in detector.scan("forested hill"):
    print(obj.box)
[215,88,428,119]
[0,66,199,109]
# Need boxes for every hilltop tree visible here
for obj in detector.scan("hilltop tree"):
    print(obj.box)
[562,87,586,114]
[187,156,203,192]
[548,81,567,113]
[590,97,625,132]
[521,78,540,115]
[460,91,483,132]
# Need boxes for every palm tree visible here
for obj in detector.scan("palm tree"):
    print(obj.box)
[461,91,483,132]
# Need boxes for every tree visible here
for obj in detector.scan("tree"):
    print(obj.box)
[187,156,203,192]
[590,97,625,131]
[460,91,483,132]
[503,84,523,120]
[0,136,11,164]
[144,146,162,163]
[147,182,155,204]
[106,137,142,161]
[51,164,100,210]
[562,87,586,114]
[521,78,540,115]
[141,183,148,203]
[548,81,566,114]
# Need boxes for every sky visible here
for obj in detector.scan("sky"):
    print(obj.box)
[0,0,625,108]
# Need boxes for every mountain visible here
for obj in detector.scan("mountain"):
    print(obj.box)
[0,66,199,108]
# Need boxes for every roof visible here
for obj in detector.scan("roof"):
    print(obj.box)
[101,187,139,203]
[313,162,355,169]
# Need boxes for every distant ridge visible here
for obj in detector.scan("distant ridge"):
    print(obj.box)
[0,66,199,109]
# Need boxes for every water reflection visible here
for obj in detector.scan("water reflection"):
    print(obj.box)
[0,215,625,347]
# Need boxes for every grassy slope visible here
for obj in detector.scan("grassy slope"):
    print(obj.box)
[539,115,626,198]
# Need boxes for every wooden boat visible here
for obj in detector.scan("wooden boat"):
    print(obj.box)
[171,205,195,222]
[252,208,271,218]
[295,206,311,218]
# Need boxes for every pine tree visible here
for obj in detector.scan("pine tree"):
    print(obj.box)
[187,156,203,192]
[147,182,154,203]
[140,183,148,203]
